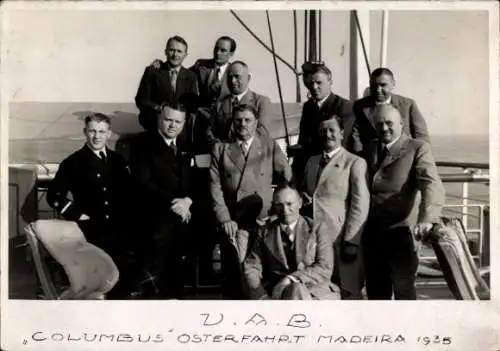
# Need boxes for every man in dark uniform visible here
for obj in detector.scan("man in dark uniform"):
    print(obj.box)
[135,35,198,131]
[47,113,138,299]
[291,64,356,184]
[129,103,193,299]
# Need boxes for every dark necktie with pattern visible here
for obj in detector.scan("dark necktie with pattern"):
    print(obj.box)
[170,69,177,94]
[378,145,388,168]
[316,153,331,185]
[99,151,107,163]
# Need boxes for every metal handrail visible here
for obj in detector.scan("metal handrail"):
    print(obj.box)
[437,161,489,170]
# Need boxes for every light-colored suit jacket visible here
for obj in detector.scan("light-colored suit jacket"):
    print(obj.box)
[244,216,340,300]
[210,134,292,225]
[210,89,272,142]
[303,147,370,246]
[366,133,445,230]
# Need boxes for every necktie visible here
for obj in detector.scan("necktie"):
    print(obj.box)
[282,225,296,270]
[99,151,107,163]
[378,145,388,167]
[240,141,248,157]
[170,69,177,94]
[214,67,221,83]
[316,153,330,185]
[169,141,177,155]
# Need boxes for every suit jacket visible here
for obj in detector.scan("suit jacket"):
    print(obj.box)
[190,59,230,108]
[292,92,356,183]
[352,93,430,156]
[209,133,292,226]
[366,133,445,230]
[244,216,340,299]
[302,147,370,246]
[128,131,192,220]
[46,146,132,234]
[135,63,198,131]
[209,89,272,143]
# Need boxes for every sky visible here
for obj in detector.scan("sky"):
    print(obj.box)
[3,7,492,136]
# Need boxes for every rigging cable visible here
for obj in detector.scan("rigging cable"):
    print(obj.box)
[354,10,372,78]
[265,10,290,148]
[230,10,298,75]
[293,10,301,102]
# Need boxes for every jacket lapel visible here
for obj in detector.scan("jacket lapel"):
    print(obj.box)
[240,90,255,106]
[227,142,246,172]
[363,98,377,129]
[315,148,345,190]
[378,133,410,169]
[306,154,321,193]
[264,224,289,269]
[294,217,311,265]
[246,136,263,180]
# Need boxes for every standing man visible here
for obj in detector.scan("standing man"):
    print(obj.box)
[244,184,340,300]
[351,67,430,157]
[129,104,193,299]
[291,64,356,184]
[363,104,444,300]
[301,114,370,299]
[210,104,292,298]
[135,35,198,131]
[47,113,138,299]
[208,61,272,145]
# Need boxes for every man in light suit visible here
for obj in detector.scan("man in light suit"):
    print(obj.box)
[291,64,356,184]
[135,35,198,131]
[351,67,430,157]
[208,61,272,145]
[210,104,292,298]
[301,114,370,299]
[363,104,444,300]
[244,184,341,300]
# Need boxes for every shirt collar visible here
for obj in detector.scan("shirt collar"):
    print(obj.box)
[233,89,249,102]
[159,131,176,146]
[215,62,229,77]
[281,219,298,237]
[324,146,342,159]
[239,135,255,148]
[87,145,107,159]
[383,134,401,150]
[375,95,392,105]
[316,93,330,108]
[168,64,181,73]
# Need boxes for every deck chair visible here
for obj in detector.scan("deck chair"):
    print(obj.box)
[422,217,490,300]
[24,219,119,300]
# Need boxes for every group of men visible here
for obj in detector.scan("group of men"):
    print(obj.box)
[46,34,445,301]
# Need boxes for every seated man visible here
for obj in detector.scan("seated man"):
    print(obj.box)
[244,184,340,300]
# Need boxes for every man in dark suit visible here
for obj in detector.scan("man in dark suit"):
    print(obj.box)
[300,115,370,299]
[291,64,356,184]
[351,67,430,157]
[135,35,198,131]
[210,104,292,298]
[244,184,341,300]
[129,104,193,299]
[190,36,236,108]
[47,113,138,299]
[363,104,444,300]
[207,61,272,146]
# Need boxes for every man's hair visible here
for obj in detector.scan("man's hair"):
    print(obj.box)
[217,36,237,53]
[273,181,301,201]
[320,114,344,131]
[84,113,111,126]
[166,35,188,51]
[307,64,332,80]
[158,102,187,116]
[371,67,395,80]
[230,60,248,70]
[232,103,258,120]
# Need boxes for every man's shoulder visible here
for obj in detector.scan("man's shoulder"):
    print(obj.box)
[249,90,271,103]
[353,95,372,108]
[192,58,214,69]
[180,66,197,80]
[392,93,414,104]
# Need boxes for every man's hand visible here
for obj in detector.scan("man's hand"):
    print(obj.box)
[79,214,90,221]
[149,59,163,69]
[414,222,433,241]
[171,198,192,222]
[271,276,293,299]
[222,220,239,239]
[340,242,358,263]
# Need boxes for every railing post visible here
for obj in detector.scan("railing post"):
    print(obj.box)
[481,206,490,267]
[461,169,470,230]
